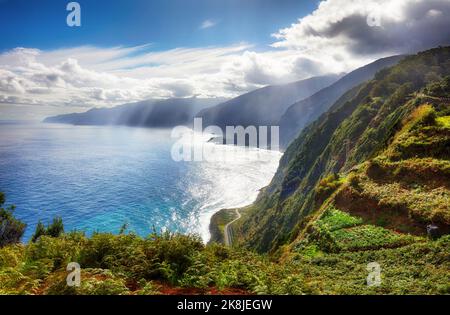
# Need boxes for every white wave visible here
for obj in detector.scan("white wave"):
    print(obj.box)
[183,131,282,243]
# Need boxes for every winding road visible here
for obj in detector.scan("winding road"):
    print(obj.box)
[224,209,241,246]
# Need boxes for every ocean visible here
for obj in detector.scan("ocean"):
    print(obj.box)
[0,122,281,242]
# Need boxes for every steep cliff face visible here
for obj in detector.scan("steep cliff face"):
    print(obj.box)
[278,55,404,148]
[196,75,341,132]
[233,47,450,253]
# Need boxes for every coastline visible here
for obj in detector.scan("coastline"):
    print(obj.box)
[0,123,282,243]
[189,130,282,243]
[207,188,266,246]
[208,208,239,244]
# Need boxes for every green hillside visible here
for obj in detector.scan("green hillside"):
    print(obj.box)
[232,47,450,253]
[0,215,448,295]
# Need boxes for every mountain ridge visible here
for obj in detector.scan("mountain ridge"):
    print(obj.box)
[232,46,450,253]
[44,98,225,128]
[279,55,405,148]
[195,75,342,132]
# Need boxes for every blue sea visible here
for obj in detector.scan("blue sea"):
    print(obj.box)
[0,122,281,242]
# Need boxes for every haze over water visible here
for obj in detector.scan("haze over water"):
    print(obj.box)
[0,122,281,242]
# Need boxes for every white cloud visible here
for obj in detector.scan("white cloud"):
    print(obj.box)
[0,43,315,109]
[1,0,449,118]
[271,0,450,70]
[0,45,254,108]
[200,19,218,29]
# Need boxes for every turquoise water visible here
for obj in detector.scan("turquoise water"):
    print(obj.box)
[0,123,281,242]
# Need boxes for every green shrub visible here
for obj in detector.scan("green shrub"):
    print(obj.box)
[315,174,344,202]
[45,269,129,295]
[31,217,64,242]
[0,193,26,248]
[0,231,448,295]
[331,225,417,251]
[436,116,450,129]
[317,207,363,232]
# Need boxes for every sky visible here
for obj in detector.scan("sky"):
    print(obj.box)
[0,0,317,50]
[1,0,450,120]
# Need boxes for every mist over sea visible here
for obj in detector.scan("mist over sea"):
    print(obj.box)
[0,122,281,242]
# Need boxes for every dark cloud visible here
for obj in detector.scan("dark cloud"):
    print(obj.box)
[274,0,450,57]
[159,81,194,98]
[293,57,326,77]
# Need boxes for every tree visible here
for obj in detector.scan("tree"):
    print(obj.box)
[31,217,64,242]
[0,192,26,247]
[31,221,46,242]
[47,217,64,238]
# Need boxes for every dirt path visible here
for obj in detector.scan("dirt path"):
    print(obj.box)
[224,209,241,246]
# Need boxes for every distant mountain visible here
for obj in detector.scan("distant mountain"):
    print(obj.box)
[195,75,342,132]
[279,55,405,148]
[44,98,224,127]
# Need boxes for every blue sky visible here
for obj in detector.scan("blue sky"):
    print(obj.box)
[0,0,316,51]
[1,0,449,120]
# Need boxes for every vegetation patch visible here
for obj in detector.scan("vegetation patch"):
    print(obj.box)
[316,207,363,232]
[367,157,450,188]
[331,225,417,252]
[315,174,345,203]
[436,116,450,129]
[289,236,450,295]
[390,126,450,160]
[358,179,450,226]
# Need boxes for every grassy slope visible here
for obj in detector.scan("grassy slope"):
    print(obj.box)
[278,90,450,294]
[0,230,448,295]
[233,47,450,253]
